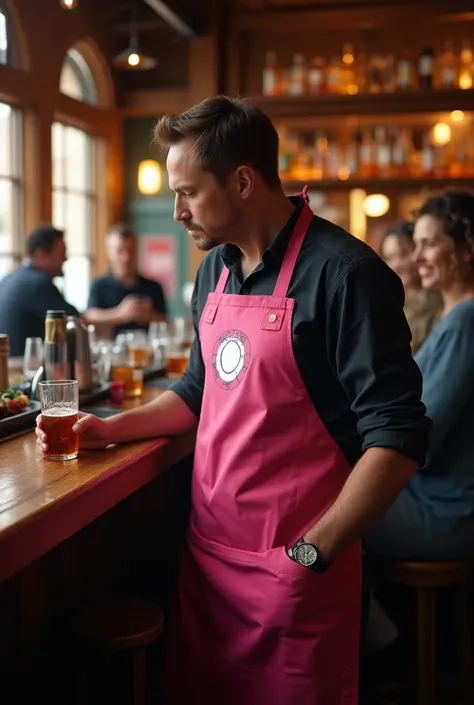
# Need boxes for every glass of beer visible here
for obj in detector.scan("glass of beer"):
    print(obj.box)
[39,380,79,461]
[110,344,144,399]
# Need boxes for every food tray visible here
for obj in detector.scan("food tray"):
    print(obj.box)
[0,400,42,440]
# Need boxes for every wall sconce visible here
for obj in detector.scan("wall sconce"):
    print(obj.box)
[59,0,79,8]
[363,193,390,218]
[138,160,162,195]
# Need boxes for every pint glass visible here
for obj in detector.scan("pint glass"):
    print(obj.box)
[39,380,79,461]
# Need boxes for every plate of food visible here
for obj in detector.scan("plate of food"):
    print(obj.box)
[0,388,41,440]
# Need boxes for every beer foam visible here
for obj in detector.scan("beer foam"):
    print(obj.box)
[43,407,77,417]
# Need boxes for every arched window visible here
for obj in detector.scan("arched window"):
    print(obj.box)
[59,48,98,105]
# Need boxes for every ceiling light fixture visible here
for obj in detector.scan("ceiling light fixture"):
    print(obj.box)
[59,0,78,8]
[113,0,157,71]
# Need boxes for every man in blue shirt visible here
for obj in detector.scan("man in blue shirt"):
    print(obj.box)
[0,224,79,356]
[86,223,167,338]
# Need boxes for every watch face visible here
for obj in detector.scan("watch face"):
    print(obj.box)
[295,543,318,567]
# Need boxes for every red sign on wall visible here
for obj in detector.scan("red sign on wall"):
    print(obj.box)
[140,236,177,298]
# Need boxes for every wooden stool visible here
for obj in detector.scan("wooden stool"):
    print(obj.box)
[380,559,473,705]
[73,597,164,705]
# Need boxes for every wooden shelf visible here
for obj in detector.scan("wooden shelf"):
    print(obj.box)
[250,89,474,118]
[281,177,474,192]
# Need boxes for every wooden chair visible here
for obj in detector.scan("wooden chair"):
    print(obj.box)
[73,596,164,705]
[378,559,473,705]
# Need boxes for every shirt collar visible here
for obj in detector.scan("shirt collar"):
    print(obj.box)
[221,195,305,269]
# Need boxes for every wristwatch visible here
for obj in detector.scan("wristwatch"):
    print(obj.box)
[287,537,330,574]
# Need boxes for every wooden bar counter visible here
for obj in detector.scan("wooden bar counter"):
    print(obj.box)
[0,383,195,703]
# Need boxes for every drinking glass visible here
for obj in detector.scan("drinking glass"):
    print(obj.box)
[23,337,43,381]
[39,380,79,461]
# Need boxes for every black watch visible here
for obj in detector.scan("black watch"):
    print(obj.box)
[287,537,330,574]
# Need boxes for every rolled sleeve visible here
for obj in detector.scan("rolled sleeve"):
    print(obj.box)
[327,258,431,466]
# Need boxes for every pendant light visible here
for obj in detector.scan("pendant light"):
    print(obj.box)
[113,0,157,71]
[59,0,79,8]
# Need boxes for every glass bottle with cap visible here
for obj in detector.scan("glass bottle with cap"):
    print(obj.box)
[44,310,68,381]
[0,334,9,390]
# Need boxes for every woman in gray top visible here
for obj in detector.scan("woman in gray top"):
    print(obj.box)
[365,190,474,560]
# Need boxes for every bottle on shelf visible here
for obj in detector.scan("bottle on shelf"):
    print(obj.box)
[383,55,396,93]
[289,53,307,96]
[392,128,413,178]
[340,43,358,95]
[311,134,329,180]
[359,129,376,179]
[421,131,435,177]
[418,46,435,89]
[458,39,473,90]
[326,56,341,94]
[397,50,415,91]
[262,51,281,96]
[308,56,326,95]
[374,126,392,179]
[438,40,458,89]
[368,55,384,93]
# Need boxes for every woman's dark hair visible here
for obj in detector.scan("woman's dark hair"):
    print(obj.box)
[380,220,414,251]
[153,95,281,190]
[415,190,474,254]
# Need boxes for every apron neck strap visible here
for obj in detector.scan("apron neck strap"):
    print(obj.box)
[272,197,313,298]
[213,192,313,298]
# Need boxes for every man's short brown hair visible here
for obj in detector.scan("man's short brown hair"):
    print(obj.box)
[153,95,281,190]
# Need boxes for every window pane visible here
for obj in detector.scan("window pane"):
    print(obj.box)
[0,255,14,279]
[62,256,91,312]
[65,193,91,256]
[0,179,15,254]
[0,12,7,65]
[52,122,65,188]
[0,102,12,177]
[65,126,89,190]
[52,189,66,230]
[60,60,84,101]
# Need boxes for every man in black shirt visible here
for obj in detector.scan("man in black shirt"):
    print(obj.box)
[86,224,167,338]
[37,97,431,703]
[0,225,79,356]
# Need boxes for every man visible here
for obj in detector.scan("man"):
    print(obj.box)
[37,97,431,704]
[0,224,79,356]
[85,223,167,338]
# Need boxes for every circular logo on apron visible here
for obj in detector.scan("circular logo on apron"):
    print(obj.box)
[212,329,251,390]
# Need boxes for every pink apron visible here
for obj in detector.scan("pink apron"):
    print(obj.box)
[163,195,361,705]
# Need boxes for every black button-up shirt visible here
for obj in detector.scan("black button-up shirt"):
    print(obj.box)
[172,198,431,466]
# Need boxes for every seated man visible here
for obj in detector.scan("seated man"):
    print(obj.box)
[86,224,167,339]
[0,224,79,356]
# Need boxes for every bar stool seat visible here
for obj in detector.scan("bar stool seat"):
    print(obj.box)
[375,558,473,705]
[73,597,164,705]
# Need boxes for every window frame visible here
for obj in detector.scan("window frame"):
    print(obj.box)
[0,102,23,277]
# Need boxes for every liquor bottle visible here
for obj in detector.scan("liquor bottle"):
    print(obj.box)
[340,43,358,95]
[439,40,458,89]
[458,39,473,90]
[392,128,413,178]
[44,310,68,381]
[359,130,376,179]
[262,51,280,96]
[308,57,326,95]
[421,131,435,177]
[326,57,341,94]
[397,50,414,90]
[289,53,307,96]
[374,127,392,178]
[368,56,384,93]
[418,47,435,89]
